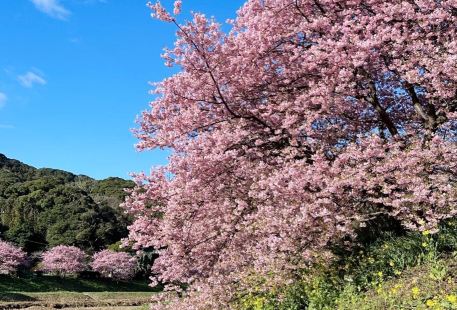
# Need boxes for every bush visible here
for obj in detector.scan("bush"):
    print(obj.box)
[78,270,101,280]
[235,217,457,309]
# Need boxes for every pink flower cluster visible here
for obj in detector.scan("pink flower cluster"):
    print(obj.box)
[147,0,182,22]
[0,240,26,274]
[128,0,457,308]
[173,0,182,15]
[91,250,137,281]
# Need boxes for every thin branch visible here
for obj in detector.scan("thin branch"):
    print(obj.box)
[173,20,274,132]
[294,0,310,22]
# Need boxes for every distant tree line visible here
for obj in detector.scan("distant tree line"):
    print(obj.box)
[0,154,135,253]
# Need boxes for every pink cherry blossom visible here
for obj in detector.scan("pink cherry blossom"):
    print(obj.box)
[127,0,457,308]
[147,1,173,22]
[173,0,182,15]
[41,245,87,275]
[0,240,26,274]
[91,250,137,281]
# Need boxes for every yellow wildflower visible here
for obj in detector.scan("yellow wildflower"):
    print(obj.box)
[411,287,420,298]
[422,242,428,248]
[376,285,383,294]
[426,299,436,307]
[422,230,431,236]
[446,294,457,304]
[390,284,402,295]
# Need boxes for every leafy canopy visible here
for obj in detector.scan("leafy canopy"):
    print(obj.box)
[0,154,134,252]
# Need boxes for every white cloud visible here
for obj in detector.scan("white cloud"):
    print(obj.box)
[18,71,47,88]
[0,124,14,129]
[30,0,70,20]
[0,92,7,108]
[69,37,82,44]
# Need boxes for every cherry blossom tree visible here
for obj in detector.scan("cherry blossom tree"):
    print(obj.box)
[90,250,137,281]
[0,240,26,275]
[125,0,457,308]
[41,245,87,275]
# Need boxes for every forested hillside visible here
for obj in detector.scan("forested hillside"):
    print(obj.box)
[0,154,134,253]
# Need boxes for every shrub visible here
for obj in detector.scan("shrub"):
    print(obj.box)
[91,250,136,281]
[236,217,457,309]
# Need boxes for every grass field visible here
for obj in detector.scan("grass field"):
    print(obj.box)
[0,275,157,309]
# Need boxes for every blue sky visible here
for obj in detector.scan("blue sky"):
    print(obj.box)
[0,0,244,179]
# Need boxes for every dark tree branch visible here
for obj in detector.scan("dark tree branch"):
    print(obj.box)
[405,82,445,134]
[294,0,311,22]
[367,81,398,137]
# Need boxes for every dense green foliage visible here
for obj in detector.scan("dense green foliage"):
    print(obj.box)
[0,154,134,252]
[235,217,457,310]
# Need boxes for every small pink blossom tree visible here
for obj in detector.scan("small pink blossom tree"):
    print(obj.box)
[90,250,137,281]
[0,240,26,275]
[41,245,87,275]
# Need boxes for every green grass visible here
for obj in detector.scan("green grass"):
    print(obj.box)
[0,291,154,302]
[0,275,156,293]
[0,275,158,308]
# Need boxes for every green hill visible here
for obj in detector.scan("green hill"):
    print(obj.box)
[0,154,135,252]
